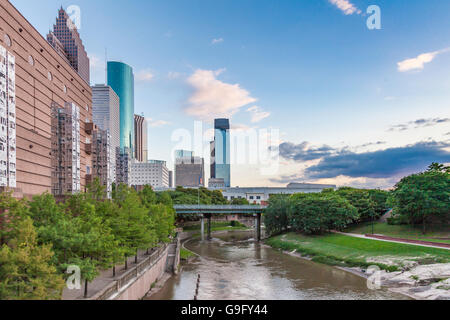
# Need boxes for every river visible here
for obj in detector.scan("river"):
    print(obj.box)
[148,231,408,300]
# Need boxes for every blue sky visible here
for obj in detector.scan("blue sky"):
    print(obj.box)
[11,0,450,188]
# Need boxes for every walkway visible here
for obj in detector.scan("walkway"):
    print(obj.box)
[334,232,450,250]
[62,247,159,300]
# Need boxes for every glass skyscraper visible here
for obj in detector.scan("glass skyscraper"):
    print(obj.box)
[107,61,134,153]
[211,119,231,187]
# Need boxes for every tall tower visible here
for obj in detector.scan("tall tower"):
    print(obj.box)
[107,61,135,155]
[211,119,231,188]
[134,114,145,162]
[47,8,90,84]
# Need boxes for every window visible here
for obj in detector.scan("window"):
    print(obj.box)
[257,196,261,200]
[249,196,254,200]
[4,34,11,47]
[28,55,34,66]
[48,72,53,81]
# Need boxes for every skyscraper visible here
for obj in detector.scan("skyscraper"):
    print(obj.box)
[175,154,205,188]
[107,61,134,154]
[210,119,231,187]
[134,114,147,162]
[47,8,90,84]
[92,84,120,182]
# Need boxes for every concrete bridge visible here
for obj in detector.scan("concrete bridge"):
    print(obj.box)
[173,205,267,241]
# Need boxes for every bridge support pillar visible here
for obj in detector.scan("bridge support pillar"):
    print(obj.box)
[200,215,205,241]
[254,213,262,242]
[206,213,212,241]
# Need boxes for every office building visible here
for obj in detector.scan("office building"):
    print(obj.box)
[168,171,173,188]
[134,114,147,162]
[208,178,225,189]
[210,119,230,187]
[51,102,81,196]
[130,160,169,188]
[116,147,132,186]
[1,1,93,198]
[90,127,113,198]
[175,155,205,188]
[107,61,134,153]
[47,8,90,84]
[92,84,120,181]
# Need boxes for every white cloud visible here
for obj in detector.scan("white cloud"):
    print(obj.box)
[397,48,450,72]
[136,69,155,82]
[211,38,224,45]
[185,69,257,121]
[329,0,361,15]
[167,71,182,79]
[146,118,171,128]
[247,106,270,123]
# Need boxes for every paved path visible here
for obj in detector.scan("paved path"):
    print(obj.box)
[334,231,450,250]
[62,248,158,300]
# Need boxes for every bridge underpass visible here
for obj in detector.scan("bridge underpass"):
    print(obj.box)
[174,205,267,241]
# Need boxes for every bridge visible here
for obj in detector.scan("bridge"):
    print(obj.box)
[174,205,267,241]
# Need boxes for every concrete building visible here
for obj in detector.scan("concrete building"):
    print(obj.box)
[0,1,93,198]
[218,183,337,205]
[208,178,225,189]
[47,8,90,84]
[175,155,205,188]
[107,61,134,153]
[130,160,169,188]
[210,119,230,187]
[134,114,147,162]
[51,102,81,196]
[90,127,113,198]
[116,147,131,186]
[92,84,120,182]
[168,170,173,188]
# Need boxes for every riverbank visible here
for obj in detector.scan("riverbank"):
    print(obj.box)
[266,233,450,300]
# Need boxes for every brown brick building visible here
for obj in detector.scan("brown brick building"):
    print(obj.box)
[0,0,92,198]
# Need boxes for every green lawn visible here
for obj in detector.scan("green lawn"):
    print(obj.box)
[180,248,196,260]
[346,222,450,244]
[266,233,450,271]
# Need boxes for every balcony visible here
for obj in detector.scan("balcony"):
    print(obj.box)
[85,122,95,135]
[85,143,92,155]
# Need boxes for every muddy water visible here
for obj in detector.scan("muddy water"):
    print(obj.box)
[148,231,408,300]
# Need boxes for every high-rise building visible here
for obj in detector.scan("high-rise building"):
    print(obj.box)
[175,154,205,188]
[92,84,120,181]
[116,147,132,186]
[47,8,90,84]
[51,102,81,196]
[174,150,193,159]
[168,171,173,188]
[210,119,231,187]
[130,160,169,188]
[1,2,93,198]
[91,127,113,198]
[134,114,147,162]
[107,61,134,154]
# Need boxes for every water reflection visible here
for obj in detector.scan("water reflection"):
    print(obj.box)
[148,231,408,300]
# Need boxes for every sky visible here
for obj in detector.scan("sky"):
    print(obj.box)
[11,0,450,189]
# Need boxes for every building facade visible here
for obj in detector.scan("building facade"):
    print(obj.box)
[134,114,147,162]
[47,8,90,84]
[175,155,205,188]
[91,127,113,198]
[51,102,81,196]
[116,147,131,186]
[211,119,230,187]
[92,84,120,181]
[107,61,134,153]
[1,1,93,198]
[130,160,169,188]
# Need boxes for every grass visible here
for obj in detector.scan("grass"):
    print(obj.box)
[346,222,450,244]
[266,233,450,272]
[180,248,195,260]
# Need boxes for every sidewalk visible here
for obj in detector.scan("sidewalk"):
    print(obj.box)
[334,231,450,250]
[62,248,159,300]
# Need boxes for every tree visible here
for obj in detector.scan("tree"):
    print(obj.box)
[0,217,64,300]
[389,167,449,234]
[264,195,290,236]
[230,197,250,205]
